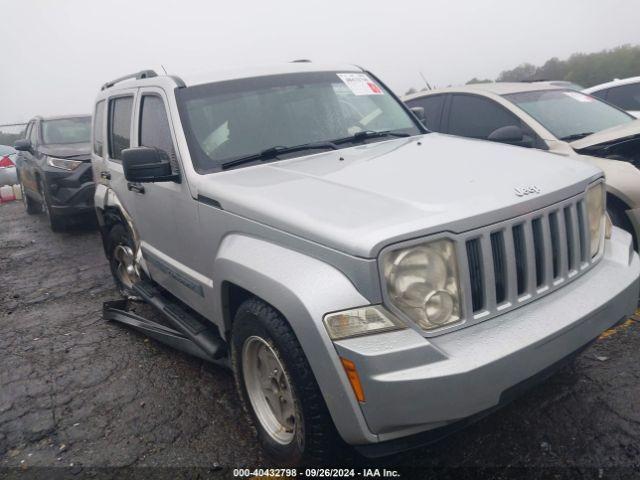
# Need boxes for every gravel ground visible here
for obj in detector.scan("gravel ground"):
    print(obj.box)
[1,200,639,479]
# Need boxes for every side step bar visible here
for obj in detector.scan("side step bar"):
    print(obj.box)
[103,300,218,362]
[103,281,227,363]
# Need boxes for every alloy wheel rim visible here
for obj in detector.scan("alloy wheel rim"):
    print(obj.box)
[113,244,138,288]
[242,336,296,445]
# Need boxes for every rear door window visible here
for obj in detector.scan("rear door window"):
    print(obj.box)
[405,95,446,132]
[448,94,522,139]
[108,96,133,161]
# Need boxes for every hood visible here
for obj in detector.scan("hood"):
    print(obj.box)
[39,143,91,160]
[198,134,602,258]
[570,119,640,150]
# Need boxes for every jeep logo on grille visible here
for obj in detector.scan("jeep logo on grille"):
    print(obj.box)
[514,185,541,197]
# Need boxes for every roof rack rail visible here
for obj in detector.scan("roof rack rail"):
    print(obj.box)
[291,59,312,63]
[101,70,158,90]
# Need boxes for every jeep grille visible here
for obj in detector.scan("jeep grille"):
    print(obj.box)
[459,192,598,323]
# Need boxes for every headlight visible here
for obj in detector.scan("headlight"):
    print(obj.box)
[382,238,461,331]
[323,305,404,340]
[585,182,605,257]
[47,157,83,171]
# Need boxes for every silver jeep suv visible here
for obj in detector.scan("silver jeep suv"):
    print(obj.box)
[92,63,640,464]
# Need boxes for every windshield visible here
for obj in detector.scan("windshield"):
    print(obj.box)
[504,89,634,141]
[176,71,421,171]
[41,117,91,145]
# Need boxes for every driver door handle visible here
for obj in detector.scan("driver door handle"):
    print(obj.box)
[127,182,145,194]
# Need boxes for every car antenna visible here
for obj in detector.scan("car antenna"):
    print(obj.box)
[419,71,432,90]
[161,64,168,75]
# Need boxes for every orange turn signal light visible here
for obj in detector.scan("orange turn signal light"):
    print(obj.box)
[340,357,365,403]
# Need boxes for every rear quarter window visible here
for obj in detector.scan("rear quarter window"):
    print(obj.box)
[93,101,105,157]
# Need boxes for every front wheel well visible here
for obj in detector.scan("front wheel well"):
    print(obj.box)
[221,282,256,336]
[221,283,294,341]
[97,206,130,256]
[607,193,637,250]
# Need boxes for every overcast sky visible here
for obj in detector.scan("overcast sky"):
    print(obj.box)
[1,0,638,125]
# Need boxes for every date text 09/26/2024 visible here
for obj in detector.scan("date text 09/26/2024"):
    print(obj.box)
[232,468,401,478]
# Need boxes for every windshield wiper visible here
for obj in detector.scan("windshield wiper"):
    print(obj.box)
[560,132,594,141]
[220,131,410,170]
[332,130,411,145]
[221,141,338,170]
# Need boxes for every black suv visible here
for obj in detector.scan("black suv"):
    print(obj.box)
[14,115,94,231]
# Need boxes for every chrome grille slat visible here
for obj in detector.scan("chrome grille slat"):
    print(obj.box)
[522,220,537,296]
[480,233,497,312]
[566,205,580,274]
[462,191,599,325]
[540,214,554,288]
[577,200,589,264]
[502,227,518,304]
[555,208,569,280]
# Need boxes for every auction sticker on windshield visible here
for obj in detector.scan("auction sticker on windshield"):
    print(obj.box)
[337,73,384,96]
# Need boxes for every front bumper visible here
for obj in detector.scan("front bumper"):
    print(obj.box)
[43,163,95,216]
[333,227,639,451]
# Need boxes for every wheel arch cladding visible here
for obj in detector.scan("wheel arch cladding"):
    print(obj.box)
[213,233,378,445]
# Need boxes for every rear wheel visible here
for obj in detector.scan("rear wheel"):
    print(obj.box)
[231,297,341,465]
[38,177,66,232]
[106,222,141,298]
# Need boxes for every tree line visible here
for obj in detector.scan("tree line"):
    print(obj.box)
[406,44,640,95]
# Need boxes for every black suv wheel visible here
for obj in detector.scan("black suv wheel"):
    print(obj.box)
[20,180,40,215]
[38,177,66,232]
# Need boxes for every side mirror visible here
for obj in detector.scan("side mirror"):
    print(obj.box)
[122,147,179,183]
[14,139,31,151]
[410,106,426,124]
[488,125,524,143]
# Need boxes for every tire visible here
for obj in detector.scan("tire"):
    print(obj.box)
[231,298,341,466]
[105,222,140,298]
[38,177,66,232]
[20,180,40,215]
